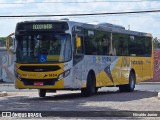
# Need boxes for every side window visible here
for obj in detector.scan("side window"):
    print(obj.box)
[145,37,152,57]
[128,36,136,55]
[84,30,111,55]
[128,36,152,57]
[135,36,145,56]
[76,36,84,55]
[113,33,128,56]
[72,34,84,55]
[84,29,97,55]
[72,26,85,65]
[95,31,111,55]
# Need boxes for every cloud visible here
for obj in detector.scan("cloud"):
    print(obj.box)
[0,0,160,38]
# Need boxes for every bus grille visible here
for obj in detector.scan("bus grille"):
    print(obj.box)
[19,66,61,72]
[21,78,57,86]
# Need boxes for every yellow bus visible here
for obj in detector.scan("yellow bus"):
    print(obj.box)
[6,20,153,97]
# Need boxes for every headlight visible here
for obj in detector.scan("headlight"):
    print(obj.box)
[58,69,70,80]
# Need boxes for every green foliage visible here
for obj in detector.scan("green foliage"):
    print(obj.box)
[153,37,160,49]
[0,37,6,47]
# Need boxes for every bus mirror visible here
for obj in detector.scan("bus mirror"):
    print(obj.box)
[76,36,81,48]
[6,33,15,55]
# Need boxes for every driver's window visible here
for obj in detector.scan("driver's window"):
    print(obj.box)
[75,36,84,55]
[72,34,84,55]
[72,34,84,65]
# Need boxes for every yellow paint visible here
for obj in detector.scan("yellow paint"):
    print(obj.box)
[95,55,153,88]
[47,55,64,61]
[81,83,86,88]
[76,35,81,48]
[15,78,64,89]
[15,63,65,89]
[15,53,154,90]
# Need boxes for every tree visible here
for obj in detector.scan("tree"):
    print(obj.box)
[153,37,160,49]
[0,37,6,47]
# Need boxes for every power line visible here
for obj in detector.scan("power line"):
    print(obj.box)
[0,10,160,18]
[0,13,159,20]
[0,0,160,4]
[0,7,159,15]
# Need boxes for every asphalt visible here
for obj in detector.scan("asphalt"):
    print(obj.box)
[0,82,160,97]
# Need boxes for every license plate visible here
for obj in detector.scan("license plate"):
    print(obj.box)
[34,82,44,86]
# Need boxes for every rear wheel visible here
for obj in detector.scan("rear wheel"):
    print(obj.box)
[119,72,135,92]
[39,89,46,97]
[81,73,96,97]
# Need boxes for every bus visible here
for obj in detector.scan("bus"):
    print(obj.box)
[6,20,153,97]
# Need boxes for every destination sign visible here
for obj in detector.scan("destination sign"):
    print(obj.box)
[16,22,69,32]
[33,24,53,30]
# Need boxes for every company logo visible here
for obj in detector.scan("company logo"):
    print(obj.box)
[93,56,111,64]
[121,57,130,67]
[2,112,42,118]
[131,60,143,65]
[2,112,11,117]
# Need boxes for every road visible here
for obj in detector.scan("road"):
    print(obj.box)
[0,83,160,119]
[0,83,160,92]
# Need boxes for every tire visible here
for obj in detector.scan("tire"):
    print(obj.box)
[39,89,46,97]
[81,73,96,97]
[95,87,99,93]
[119,72,135,92]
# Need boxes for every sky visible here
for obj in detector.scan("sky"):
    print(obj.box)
[0,0,160,38]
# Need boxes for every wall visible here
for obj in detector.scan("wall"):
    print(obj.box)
[0,48,14,83]
[152,49,160,82]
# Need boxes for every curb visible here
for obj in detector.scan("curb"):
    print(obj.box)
[158,92,160,99]
[140,82,160,84]
[0,83,14,86]
[0,91,8,97]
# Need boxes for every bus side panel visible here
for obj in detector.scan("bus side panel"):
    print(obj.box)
[129,57,143,83]
[83,56,101,87]
[63,61,74,88]
[111,56,130,85]
[72,58,86,88]
[142,57,153,81]
[85,55,130,87]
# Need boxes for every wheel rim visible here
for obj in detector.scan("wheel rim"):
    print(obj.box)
[130,75,135,89]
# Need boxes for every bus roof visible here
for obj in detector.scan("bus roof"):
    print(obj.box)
[16,20,152,37]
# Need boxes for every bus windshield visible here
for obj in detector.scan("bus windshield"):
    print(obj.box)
[16,33,72,63]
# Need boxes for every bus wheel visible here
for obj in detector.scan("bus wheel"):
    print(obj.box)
[81,73,96,97]
[119,72,135,92]
[39,89,46,97]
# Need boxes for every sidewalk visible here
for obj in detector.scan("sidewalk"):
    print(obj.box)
[140,82,160,84]
[0,83,14,86]
[0,91,7,97]
[0,79,14,86]
[0,81,13,97]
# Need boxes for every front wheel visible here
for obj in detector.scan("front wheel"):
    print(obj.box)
[119,72,135,92]
[81,73,96,97]
[38,89,46,97]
